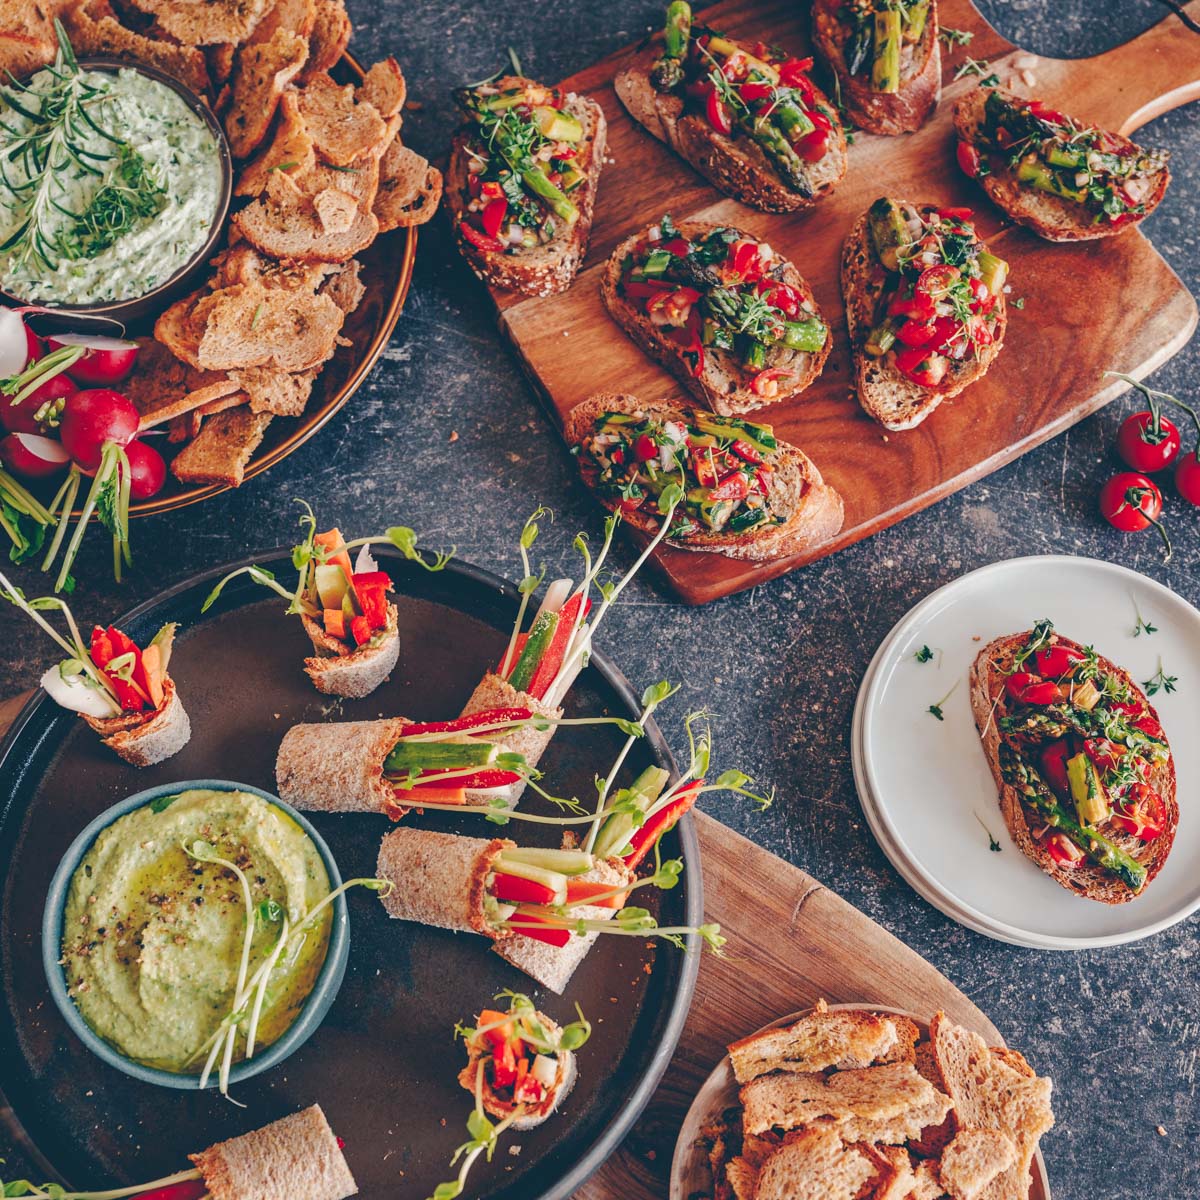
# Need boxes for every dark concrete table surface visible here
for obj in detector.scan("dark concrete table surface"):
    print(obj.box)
[2,3,1197,1197]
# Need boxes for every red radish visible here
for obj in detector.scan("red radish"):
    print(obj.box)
[0,370,75,435]
[45,333,139,386]
[121,438,166,499]
[0,432,70,479]
[59,388,139,471]
[0,308,37,377]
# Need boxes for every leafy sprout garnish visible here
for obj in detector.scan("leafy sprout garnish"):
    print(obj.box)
[0,1163,205,1199]
[927,680,961,721]
[1143,658,1177,697]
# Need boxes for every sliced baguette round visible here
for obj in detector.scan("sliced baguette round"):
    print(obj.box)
[301,602,400,698]
[375,826,514,937]
[458,1012,577,1129]
[82,677,191,768]
[613,45,847,213]
[445,78,606,298]
[565,393,844,563]
[969,630,1178,903]
[953,85,1171,242]
[841,203,1007,431]
[811,0,941,136]
[602,222,831,417]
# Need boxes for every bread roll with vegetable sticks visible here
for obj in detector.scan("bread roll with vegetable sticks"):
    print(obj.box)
[300,603,400,699]
[276,717,410,814]
[82,676,191,768]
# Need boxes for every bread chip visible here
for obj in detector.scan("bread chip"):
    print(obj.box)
[127,0,271,45]
[250,0,315,43]
[319,259,364,315]
[358,56,406,119]
[225,29,308,159]
[194,280,344,373]
[753,1128,882,1200]
[214,243,330,291]
[206,42,236,87]
[138,377,244,428]
[63,0,209,94]
[231,365,317,415]
[374,138,442,230]
[235,90,316,197]
[170,407,273,487]
[313,185,358,233]
[939,1129,1018,1200]
[298,73,388,165]
[154,286,211,369]
[298,0,349,82]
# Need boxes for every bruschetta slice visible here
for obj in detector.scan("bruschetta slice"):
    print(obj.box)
[842,198,1008,430]
[614,2,847,213]
[603,217,832,416]
[446,74,606,297]
[811,0,941,136]
[567,393,844,562]
[954,85,1171,242]
[971,622,1178,903]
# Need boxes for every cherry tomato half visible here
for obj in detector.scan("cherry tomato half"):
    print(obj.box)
[1175,450,1200,506]
[956,140,982,178]
[1083,736,1127,774]
[1034,645,1085,678]
[1005,672,1062,706]
[1111,783,1167,840]
[1039,739,1072,798]
[706,88,733,134]
[1116,411,1181,473]
[1099,472,1172,559]
[894,346,948,388]
[1044,831,1085,867]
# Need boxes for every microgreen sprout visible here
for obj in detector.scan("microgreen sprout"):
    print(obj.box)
[1143,658,1177,697]
[927,680,961,721]
[0,1163,206,1199]
[1131,598,1157,638]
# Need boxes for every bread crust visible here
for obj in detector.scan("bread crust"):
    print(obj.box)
[841,203,1007,431]
[810,0,941,136]
[953,86,1171,242]
[602,222,831,417]
[300,602,399,698]
[969,630,1178,903]
[565,393,844,563]
[445,81,606,298]
[82,677,191,767]
[613,42,847,213]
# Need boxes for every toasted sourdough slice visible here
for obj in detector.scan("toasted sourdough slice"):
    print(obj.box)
[954,86,1171,242]
[565,394,844,564]
[602,223,832,416]
[82,677,190,767]
[969,629,1178,903]
[300,602,400,698]
[811,0,941,136]
[841,204,1007,430]
[445,79,606,298]
[614,42,847,213]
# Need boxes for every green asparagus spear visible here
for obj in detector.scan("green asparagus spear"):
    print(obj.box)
[650,1,693,92]
[903,1,929,43]
[871,9,901,93]
[1016,158,1087,203]
[1000,747,1147,892]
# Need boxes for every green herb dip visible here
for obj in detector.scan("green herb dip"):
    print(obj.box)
[0,66,222,305]
[61,788,331,1074]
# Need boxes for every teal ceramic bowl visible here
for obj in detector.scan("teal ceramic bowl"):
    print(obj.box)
[41,779,349,1090]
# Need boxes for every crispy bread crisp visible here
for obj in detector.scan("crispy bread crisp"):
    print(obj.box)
[225,29,308,158]
[169,407,273,486]
[127,0,272,46]
[939,1128,1019,1200]
[374,138,443,230]
[298,0,350,83]
[752,1127,882,1200]
[235,91,317,197]
[297,73,388,165]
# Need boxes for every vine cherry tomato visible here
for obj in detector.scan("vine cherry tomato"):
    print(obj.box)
[1098,471,1171,561]
[1111,784,1167,840]
[1175,450,1200,506]
[1116,410,1181,473]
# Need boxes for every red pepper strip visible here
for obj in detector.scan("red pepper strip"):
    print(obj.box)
[89,626,146,712]
[351,570,392,592]
[507,912,571,947]
[350,615,372,646]
[481,197,508,239]
[499,631,529,677]
[527,591,590,701]
[956,140,982,178]
[565,879,628,910]
[490,872,559,905]
[623,781,703,870]
[492,1037,518,1087]
[357,585,388,630]
[461,223,505,254]
[739,81,773,103]
[132,1184,210,1200]
[937,206,974,220]
[706,87,732,134]
[405,768,521,790]
[399,707,534,738]
[398,786,466,805]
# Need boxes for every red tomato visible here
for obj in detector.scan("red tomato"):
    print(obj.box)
[1109,700,1164,740]
[461,222,505,254]
[757,280,801,318]
[1117,411,1181,473]
[956,140,982,178]
[793,110,832,162]
[1044,831,1085,867]
[706,88,732,134]
[739,81,773,103]
[1099,472,1171,559]
[728,239,765,282]
[1005,672,1061,706]
[709,472,751,502]
[662,237,692,257]
[777,57,815,88]
[888,291,937,321]
[1083,737,1127,774]
[1034,645,1085,677]
[750,367,798,398]
[1028,99,1068,126]
[633,433,658,461]
[1111,784,1166,840]
[1039,740,1072,798]
[1176,450,1200,506]
[896,318,938,348]
[914,264,961,306]
[894,346,948,388]
[968,277,990,305]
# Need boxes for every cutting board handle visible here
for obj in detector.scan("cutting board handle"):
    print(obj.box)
[1087,0,1200,133]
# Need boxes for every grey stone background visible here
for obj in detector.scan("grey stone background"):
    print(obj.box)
[2,1,1198,1196]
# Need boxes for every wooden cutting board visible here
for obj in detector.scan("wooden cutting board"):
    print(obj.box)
[484,0,1200,605]
[0,694,1043,1198]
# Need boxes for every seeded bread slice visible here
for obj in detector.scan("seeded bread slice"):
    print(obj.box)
[565,393,844,563]
[614,40,847,212]
[811,0,941,136]
[190,1104,356,1200]
[169,407,273,487]
[954,86,1171,242]
[603,222,831,416]
[82,676,190,767]
[300,602,400,698]
[969,630,1177,902]
[841,203,1007,430]
[445,79,606,298]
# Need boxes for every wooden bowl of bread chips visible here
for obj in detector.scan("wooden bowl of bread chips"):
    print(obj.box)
[671,1002,1052,1200]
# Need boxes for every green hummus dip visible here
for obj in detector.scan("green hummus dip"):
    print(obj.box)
[61,789,331,1073]
[0,64,222,305]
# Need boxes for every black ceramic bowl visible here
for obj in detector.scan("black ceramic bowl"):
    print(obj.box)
[0,57,233,330]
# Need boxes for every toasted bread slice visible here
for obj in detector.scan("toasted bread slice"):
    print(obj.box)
[970,629,1178,902]
[841,202,1007,430]
[127,0,272,46]
[445,78,606,298]
[169,407,273,486]
[811,0,941,136]
[82,676,190,767]
[374,137,443,230]
[614,40,847,212]
[603,221,831,416]
[301,603,400,698]
[298,0,350,84]
[938,1128,1018,1200]
[752,1127,884,1200]
[225,29,309,159]
[567,393,843,562]
[954,86,1170,242]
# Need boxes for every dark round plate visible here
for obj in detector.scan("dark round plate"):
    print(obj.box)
[0,551,700,1199]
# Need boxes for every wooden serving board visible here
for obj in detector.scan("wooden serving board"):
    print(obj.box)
[0,694,1040,1200]
[485,0,1200,605]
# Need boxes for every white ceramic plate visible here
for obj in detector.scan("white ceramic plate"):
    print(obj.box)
[853,555,1200,949]
[669,1005,1050,1200]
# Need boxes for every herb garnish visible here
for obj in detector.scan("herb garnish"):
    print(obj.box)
[915,645,934,663]
[928,680,960,721]
[1011,297,1025,309]
[974,813,1002,852]
[1143,658,1177,696]
[940,27,975,47]
[953,56,993,81]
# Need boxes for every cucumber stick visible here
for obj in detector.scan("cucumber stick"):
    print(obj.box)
[384,739,497,772]
[500,848,594,875]
[508,609,558,693]
[593,765,671,859]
